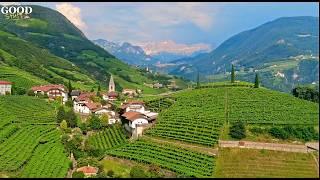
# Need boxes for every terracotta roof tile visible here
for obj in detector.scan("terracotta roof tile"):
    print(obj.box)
[0,80,12,85]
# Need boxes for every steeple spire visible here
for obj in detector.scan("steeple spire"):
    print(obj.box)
[108,75,115,92]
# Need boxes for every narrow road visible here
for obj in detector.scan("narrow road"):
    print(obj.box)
[219,140,319,153]
[66,152,77,178]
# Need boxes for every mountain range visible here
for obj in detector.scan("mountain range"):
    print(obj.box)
[93,39,212,66]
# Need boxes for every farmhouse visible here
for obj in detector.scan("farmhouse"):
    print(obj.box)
[0,80,12,95]
[31,84,68,102]
[122,88,137,97]
[122,111,149,129]
[76,165,98,177]
[153,83,163,89]
[120,100,145,113]
[92,107,118,124]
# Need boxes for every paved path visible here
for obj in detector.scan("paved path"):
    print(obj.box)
[66,152,77,178]
[219,140,319,153]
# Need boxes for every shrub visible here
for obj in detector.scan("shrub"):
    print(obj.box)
[72,171,85,178]
[107,170,115,177]
[60,120,68,130]
[56,106,65,123]
[88,115,102,130]
[268,127,288,140]
[130,166,147,178]
[249,126,265,135]
[27,89,35,96]
[229,121,246,139]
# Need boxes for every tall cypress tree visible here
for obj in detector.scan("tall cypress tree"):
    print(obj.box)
[231,64,235,83]
[254,73,259,88]
[196,71,200,88]
[68,80,73,97]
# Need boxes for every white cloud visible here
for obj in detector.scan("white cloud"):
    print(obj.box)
[55,3,87,30]
[137,2,217,31]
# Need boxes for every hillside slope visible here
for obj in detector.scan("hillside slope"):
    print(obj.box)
[0,5,169,93]
[146,85,319,146]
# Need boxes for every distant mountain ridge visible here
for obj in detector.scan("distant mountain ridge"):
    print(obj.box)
[168,16,319,92]
[93,39,212,66]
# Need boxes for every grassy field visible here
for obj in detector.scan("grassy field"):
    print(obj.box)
[100,156,176,178]
[214,148,319,178]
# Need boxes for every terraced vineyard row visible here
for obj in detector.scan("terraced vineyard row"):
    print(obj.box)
[19,142,70,178]
[147,87,319,146]
[0,96,70,178]
[88,125,127,150]
[147,88,226,146]
[107,140,215,177]
[227,88,319,125]
[0,96,56,123]
[145,97,176,112]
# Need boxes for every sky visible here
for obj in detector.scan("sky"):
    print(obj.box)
[2,2,319,52]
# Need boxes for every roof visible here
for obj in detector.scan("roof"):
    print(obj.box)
[76,92,95,101]
[92,106,110,113]
[31,84,65,92]
[70,90,81,96]
[108,91,118,97]
[77,165,98,174]
[122,89,136,92]
[0,80,12,85]
[122,111,146,121]
[85,102,101,110]
[120,100,145,109]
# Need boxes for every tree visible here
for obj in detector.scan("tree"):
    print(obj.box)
[90,87,94,92]
[229,121,246,139]
[292,86,319,103]
[60,120,68,130]
[107,170,115,177]
[98,83,101,92]
[57,106,66,123]
[72,171,85,178]
[88,115,102,130]
[100,99,107,106]
[130,166,147,178]
[231,64,235,83]
[100,114,109,127]
[27,89,35,96]
[254,73,259,88]
[68,80,73,97]
[65,110,77,128]
[196,71,200,88]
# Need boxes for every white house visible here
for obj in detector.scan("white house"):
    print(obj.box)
[121,100,145,113]
[31,84,68,103]
[122,111,149,129]
[0,80,12,95]
[93,107,119,124]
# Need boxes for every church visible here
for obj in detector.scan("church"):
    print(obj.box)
[102,75,118,101]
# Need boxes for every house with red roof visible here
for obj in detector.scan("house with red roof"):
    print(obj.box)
[0,80,12,95]
[31,84,68,102]
[76,165,98,177]
[120,100,146,114]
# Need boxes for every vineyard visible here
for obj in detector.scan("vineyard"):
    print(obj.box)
[87,125,127,150]
[0,96,70,178]
[107,139,215,177]
[145,96,176,112]
[147,87,319,146]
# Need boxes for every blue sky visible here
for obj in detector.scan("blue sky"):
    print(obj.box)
[11,2,320,49]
